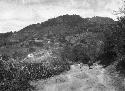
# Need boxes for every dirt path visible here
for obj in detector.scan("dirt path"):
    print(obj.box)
[30,64,124,91]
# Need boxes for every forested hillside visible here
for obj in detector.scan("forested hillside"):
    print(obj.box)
[0,15,125,91]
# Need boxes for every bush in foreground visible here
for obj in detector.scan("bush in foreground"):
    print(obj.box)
[0,54,70,91]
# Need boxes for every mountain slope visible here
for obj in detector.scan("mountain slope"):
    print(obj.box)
[0,15,116,61]
[1,15,125,91]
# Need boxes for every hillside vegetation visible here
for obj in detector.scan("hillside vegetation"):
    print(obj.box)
[0,15,125,91]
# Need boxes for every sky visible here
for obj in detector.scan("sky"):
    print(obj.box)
[0,0,123,33]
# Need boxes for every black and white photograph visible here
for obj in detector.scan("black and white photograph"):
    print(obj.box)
[0,0,125,91]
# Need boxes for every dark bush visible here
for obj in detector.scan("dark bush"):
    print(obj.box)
[0,54,10,61]
[72,44,90,64]
[116,57,125,76]
[0,53,71,91]
[0,60,35,91]
[28,47,36,53]
[97,51,117,67]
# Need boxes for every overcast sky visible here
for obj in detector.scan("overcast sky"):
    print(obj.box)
[0,0,122,33]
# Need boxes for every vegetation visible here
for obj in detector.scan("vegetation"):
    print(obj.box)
[0,14,125,90]
[0,49,70,91]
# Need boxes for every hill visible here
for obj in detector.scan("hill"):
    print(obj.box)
[1,14,125,91]
[0,15,116,60]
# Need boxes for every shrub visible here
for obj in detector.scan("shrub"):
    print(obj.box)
[0,51,71,91]
[97,51,117,67]
[116,57,125,76]
[71,44,90,64]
